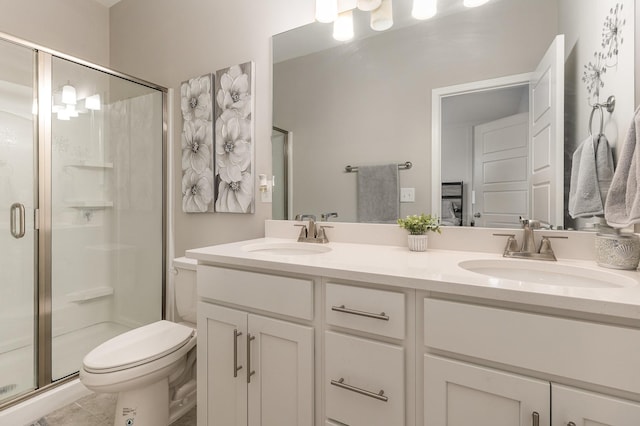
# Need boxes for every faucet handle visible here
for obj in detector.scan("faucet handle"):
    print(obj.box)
[316,225,333,243]
[493,233,518,254]
[294,224,307,241]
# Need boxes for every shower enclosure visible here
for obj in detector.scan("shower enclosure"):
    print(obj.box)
[0,33,166,408]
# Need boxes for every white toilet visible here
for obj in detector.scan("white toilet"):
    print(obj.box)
[80,257,198,426]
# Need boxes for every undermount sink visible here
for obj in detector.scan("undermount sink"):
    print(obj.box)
[242,242,332,256]
[458,259,636,289]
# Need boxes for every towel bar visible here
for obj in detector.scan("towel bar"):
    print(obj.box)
[345,161,412,173]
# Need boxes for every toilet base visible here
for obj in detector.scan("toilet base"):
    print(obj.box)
[113,378,169,426]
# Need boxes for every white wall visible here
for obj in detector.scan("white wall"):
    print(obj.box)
[109,0,314,255]
[0,0,109,66]
[560,0,635,229]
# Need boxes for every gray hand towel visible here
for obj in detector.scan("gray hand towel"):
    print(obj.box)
[357,164,399,223]
[569,133,614,219]
[605,106,640,228]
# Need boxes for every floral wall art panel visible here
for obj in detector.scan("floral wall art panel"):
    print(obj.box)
[180,74,214,213]
[213,61,255,213]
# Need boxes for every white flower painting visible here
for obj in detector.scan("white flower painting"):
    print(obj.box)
[180,74,214,212]
[213,62,255,213]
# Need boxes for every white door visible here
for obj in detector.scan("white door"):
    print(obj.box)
[424,355,549,426]
[247,314,314,426]
[197,303,248,426]
[473,112,529,227]
[552,384,640,426]
[529,34,564,227]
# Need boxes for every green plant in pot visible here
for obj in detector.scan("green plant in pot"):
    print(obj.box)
[397,214,441,251]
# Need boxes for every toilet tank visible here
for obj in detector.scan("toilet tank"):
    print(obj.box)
[173,257,197,326]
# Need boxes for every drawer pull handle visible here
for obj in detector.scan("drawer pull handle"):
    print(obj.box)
[567,423,576,426]
[331,305,389,321]
[330,377,388,402]
[233,329,243,378]
[532,411,539,426]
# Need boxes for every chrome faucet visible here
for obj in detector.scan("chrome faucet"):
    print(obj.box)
[494,217,567,261]
[294,214,332,243]
[321,212,339,221]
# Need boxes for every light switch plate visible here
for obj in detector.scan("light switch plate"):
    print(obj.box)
[400,187,415,203]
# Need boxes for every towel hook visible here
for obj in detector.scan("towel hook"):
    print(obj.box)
[588,95,616,137]
[589,104,604,137]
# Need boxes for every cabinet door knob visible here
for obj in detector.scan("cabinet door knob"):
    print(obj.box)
[532,411,540,426]
[233,329,243,378]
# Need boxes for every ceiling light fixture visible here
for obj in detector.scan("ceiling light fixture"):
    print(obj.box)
[61,83,77,105]
[317,0,490,41]
[412,0,437,20]
[84,94,102,111]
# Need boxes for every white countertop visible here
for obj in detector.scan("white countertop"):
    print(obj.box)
[186,238,640,320]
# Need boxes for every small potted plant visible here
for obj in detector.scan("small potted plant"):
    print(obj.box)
[397,214,441,252]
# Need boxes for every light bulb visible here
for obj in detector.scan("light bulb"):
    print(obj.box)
[412,0,437,20]
[316,0,338,23]
[463,0,489,7]
[333,10,354,41]
[371,0,393,31]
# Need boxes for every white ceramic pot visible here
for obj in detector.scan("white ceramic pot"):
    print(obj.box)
[407,234,428,252]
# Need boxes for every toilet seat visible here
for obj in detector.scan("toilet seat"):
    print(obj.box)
[83,320,195,374]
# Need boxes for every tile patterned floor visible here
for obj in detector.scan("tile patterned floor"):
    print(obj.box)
[26,392,196,426]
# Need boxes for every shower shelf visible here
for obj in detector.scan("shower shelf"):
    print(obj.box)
[67,286,114,303]
[66,200,113,209]
[65,161,113,169]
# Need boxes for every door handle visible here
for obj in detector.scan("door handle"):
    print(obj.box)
[10,203,25,239]
[532,411,539,426]
[247,333,256,383]
[233,329,243,378]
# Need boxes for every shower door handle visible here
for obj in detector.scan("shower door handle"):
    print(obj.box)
[10,203,25,239]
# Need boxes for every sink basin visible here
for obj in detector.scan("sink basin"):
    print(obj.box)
[458,259,635,288]
[242,242,332,256]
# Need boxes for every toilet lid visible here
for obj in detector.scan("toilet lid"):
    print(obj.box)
[83,320,195,373]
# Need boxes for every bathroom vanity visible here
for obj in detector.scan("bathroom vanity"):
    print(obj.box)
[187,223,640,426]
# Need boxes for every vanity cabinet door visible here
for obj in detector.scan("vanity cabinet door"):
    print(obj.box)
[424,355,549,426]
[198,302,248,426]
[552,384,640,426]
[247,314,314,426]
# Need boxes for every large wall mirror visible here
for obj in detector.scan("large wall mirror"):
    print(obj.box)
[272,0,636,230]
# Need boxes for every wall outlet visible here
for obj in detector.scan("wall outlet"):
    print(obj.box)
[400,187,415,203]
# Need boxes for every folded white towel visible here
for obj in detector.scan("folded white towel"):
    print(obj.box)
[605,106,640,228]
[569,133,614,218]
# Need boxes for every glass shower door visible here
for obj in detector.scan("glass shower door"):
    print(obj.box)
[0,39,37,404]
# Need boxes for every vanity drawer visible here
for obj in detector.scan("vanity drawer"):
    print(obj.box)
[197,265,313,320]
[325,331,404,426]
[325,283,405,339]
[424,298,640,394]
